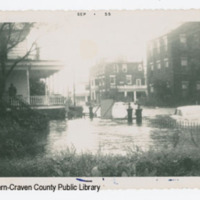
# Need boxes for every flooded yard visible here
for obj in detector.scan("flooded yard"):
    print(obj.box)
[45,107,177,155]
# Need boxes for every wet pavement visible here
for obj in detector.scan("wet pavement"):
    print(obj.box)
[45,107,175,156]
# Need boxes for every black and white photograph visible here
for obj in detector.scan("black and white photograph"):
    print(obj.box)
[1,10,200,185]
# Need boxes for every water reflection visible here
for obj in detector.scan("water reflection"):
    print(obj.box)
[44,107,176,156]
[45,119,156,156]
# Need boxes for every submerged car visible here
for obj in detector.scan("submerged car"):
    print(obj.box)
[171,105,200,123]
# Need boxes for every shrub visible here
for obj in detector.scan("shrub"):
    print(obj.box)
[1,146,200,176]
[0,101,49,158]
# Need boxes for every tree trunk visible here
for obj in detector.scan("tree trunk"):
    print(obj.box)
[0,76,7,116]
[0,76,6,101]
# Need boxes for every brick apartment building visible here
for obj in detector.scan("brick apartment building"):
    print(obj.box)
[89,62,147,104]
[147,22,200,105]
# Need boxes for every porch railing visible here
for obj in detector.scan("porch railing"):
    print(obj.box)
[30,96,66,106]
[7,95,66,106]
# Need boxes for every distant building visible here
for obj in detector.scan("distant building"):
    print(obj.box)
[89,61,147,104]
[73,82,90,106]
[147,22,200,105]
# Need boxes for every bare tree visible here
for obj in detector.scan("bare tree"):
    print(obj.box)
[0,23,36,100]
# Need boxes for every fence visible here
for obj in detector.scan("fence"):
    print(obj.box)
[158,117,200,132]
[156,117,200,148]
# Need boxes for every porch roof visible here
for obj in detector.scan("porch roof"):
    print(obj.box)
[6,59,65,79]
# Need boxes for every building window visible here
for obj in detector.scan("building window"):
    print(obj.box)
[164,58,169,68]
[136,79,141,86]
[126,75,132,85]
[182,81,189,90]
[150,62,154,71]
[156,60,161,69]
[166,81,170,88]
[181,57,188,67]
[138,64,143,71]
[110,75,116,85]
[113,64,119,73]
[163,36,168,51]
[122,64,127,73]
[180,34,187,44]
[149,84,154,93]
[196,81,200,90]
[91,91,96,100]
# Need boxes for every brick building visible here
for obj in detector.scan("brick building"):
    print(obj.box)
[147,22,200,105]
[89,61,147,104]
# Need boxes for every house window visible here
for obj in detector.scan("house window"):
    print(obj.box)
[110,75,116,85]
[156,60,161,69]
[181,57,188,67]
[126,75,132,85]
[136,79,141,86]
[164,58,169,68]
[138,64,143,71]
[163,36,168,51]
[196,81,200,90]
[180,34,187,44]
[182,81,189,90]
[122,64,127,73]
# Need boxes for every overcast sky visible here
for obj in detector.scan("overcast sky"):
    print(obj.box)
[27,10,200,90]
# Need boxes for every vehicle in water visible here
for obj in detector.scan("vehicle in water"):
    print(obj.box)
[171,105,200,123]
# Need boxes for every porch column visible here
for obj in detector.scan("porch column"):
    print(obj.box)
[26,68,30,104]
[133,91,137,102]
[45,78,48,96]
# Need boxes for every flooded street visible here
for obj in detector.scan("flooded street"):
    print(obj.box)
[45,107,175,156]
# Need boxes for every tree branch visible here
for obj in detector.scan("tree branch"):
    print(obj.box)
[7,29,27,52]
[7,23,34,52]
[6,23,14,47]
[0,23,8,35]
[6,41,36,78]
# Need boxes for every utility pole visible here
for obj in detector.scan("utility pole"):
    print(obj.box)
[73,69,76,107]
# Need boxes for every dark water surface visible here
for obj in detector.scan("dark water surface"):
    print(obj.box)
[45,107,175,156]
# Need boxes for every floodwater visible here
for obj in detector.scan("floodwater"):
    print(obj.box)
[45,107,175,156]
